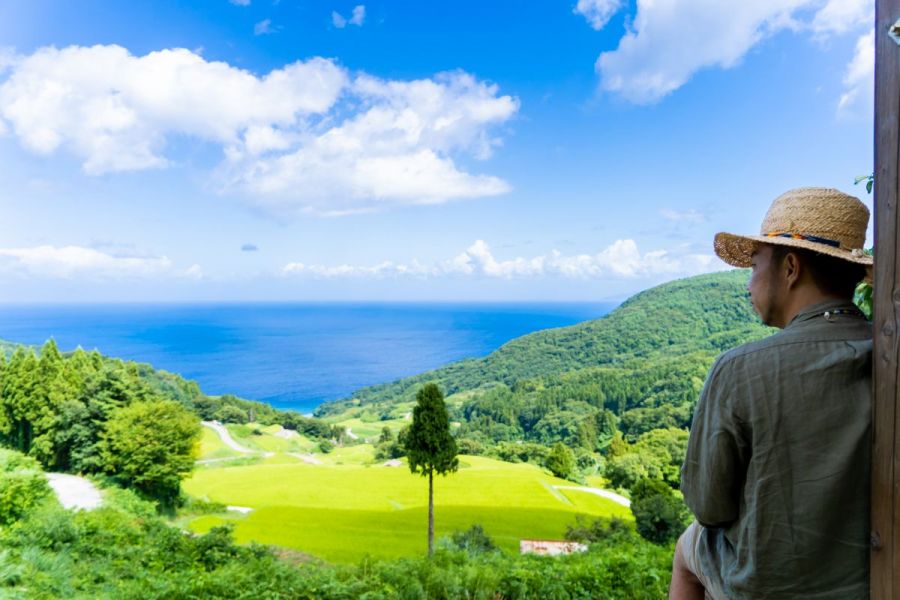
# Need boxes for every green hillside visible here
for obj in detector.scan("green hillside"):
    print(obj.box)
[317,270,772,447]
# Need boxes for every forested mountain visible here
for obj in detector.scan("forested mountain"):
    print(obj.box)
[318,270,772,448]
[319,270,765,412]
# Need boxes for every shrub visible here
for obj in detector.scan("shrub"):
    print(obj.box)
[448,524,497,554]
[456,438,485,456]
[0,449,52,526]
[214,405,249,424]
[630,478,691,545]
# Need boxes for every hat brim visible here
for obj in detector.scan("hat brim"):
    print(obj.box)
[714,232,874,269]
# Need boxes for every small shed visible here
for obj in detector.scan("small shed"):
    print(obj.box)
[519,540,588,556]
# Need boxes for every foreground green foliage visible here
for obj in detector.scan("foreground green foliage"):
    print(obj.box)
[0,491,670,599]
[0,450,52,526]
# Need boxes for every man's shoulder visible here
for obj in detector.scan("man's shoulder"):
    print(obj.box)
[710,333,784,375]
[710,318,872,378]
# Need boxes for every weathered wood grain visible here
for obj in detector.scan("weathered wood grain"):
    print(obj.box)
[873,1,900,597]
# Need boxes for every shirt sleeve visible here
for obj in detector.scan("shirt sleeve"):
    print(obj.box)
[681,356,749,528]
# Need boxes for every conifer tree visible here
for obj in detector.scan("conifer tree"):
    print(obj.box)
[405,383,458,556]
[546,441,576,479]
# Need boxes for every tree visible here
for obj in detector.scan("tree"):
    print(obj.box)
[378,426,393,444]
[546,442,576,479]
[405,383,458,556]
[100,399,201,507]
[630,478,691,544]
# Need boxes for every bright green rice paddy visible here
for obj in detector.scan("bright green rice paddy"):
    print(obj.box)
[185,424,630,563]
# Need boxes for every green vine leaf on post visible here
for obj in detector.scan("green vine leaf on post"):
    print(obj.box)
[851,176,874,318]
[855,173,874,195]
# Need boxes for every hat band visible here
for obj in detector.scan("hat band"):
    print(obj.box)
[765,231,841,249]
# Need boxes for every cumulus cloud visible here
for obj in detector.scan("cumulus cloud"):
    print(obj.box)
[333,5,365,28]
[282,239,721,280]
[838,30,874,115]
[812,0,873,36]
[0,245,176,279]
[222,70,518,215]
[254,19,274,35]
[574,0,623,31]
[596,1,810,104]
[0,45,517,216]
[588,0,873,104]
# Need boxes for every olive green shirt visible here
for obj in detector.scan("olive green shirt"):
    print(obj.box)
[682,300,872,599]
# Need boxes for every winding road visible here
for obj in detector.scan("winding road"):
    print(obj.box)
[201,421,274,458]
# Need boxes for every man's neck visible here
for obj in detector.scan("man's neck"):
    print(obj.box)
[778,289,848,328]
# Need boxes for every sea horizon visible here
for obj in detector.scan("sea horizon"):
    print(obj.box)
[0,301,616,414]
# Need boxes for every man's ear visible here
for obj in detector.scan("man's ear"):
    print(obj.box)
[783,251,801,289]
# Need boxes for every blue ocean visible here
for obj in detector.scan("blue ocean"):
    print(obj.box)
[0,303,615,414]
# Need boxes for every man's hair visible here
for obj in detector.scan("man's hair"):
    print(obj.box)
[770,245,867,299]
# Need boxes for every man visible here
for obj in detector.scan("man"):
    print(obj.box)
[670,187,873,599]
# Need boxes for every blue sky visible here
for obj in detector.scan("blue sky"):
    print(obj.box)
[0,0,875,302]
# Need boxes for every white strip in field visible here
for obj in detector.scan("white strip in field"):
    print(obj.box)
[554,486,631,508]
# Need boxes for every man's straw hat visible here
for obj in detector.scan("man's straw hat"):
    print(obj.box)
[714,187,872,268]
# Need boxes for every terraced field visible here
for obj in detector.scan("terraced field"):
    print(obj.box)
[185,423,630,563]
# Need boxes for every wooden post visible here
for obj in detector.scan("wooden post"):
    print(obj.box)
[872,0,900,597]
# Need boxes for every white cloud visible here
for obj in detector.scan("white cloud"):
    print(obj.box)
[229,0,250,5]
[350,5,366,26]
[0,46,346,173]
[660,208,706,223]
[0,45,517,216]
[574,0,623,31]
[282,239,721,280]
[223,71,518,215]
[0,245,175,279]
[838,30,874,115]
[592,0,873,104]
[183,264,204,279]
[333,5,365,28]
[596,0,812,104]
[254,19,274,35]
[812,0,873,36]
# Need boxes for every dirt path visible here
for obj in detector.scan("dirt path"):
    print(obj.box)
[287,452,323,465]
[554,485,631,508]
[202,421,274,457]
[46,473,102,510]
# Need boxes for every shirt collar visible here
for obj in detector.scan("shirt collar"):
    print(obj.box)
[785,299,862,329]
